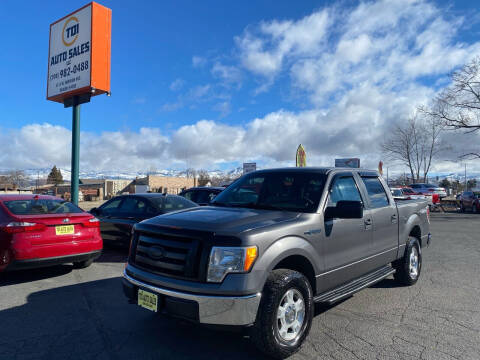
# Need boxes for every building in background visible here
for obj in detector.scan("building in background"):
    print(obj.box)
[129,175,196,194]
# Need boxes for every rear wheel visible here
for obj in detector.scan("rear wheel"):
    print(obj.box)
[73,258,93,269]
[393,237,421,286]
[250,269,313,359]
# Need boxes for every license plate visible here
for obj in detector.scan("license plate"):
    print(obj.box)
[138,289,158,312]
[55,225,74,235]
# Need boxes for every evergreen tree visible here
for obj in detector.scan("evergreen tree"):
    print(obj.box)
[47,166,63,185]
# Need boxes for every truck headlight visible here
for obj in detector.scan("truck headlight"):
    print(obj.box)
[207,246,258,283]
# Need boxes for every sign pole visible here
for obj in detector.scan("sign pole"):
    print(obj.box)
[71,95,80,205]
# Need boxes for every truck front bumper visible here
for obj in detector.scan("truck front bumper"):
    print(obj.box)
[122,271,261,326]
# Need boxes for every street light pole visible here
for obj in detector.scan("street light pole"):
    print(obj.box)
[71,96,80,205]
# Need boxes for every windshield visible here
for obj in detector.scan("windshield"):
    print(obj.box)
[402,188,415,194]
[4,199,84,215]
[212,171,326,213]
[392,189,403,196]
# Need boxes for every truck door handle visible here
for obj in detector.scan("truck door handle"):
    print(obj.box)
[391,214,397,223]
[364,218,372,226]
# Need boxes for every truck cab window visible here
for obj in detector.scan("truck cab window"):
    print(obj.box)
[361,177,389,208]
[328,176,362,206]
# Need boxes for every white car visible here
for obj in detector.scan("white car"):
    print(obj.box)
[409,183,447,198]
[391,187,427,201]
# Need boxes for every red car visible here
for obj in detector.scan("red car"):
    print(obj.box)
[0,195,102,272]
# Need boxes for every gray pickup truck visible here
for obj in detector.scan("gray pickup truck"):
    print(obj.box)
[123,167,431,358]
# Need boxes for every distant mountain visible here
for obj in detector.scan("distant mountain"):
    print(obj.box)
[1,166,245,184]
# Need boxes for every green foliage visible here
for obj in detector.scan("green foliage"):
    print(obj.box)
[47,165,63,185]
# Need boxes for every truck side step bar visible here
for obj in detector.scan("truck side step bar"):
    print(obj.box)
[314,265,395,305]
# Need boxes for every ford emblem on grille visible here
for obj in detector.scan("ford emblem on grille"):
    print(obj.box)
[147,246,165,260]
[63,218,70,223]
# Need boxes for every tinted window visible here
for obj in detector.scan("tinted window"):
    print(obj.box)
[328,176,362,206]
[182,190,195,202]
[213,171,326,213]
[118,197,147,215]
[163,196,196,212]
[402,188,415,194]
[392,189,403,196]
[100,198,122,215]
[361,177,390,208]
[196,190,217,204]
[4,199,83,215]
[410,184,420,188]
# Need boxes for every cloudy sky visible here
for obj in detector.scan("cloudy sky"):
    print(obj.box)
[1,0,479,174]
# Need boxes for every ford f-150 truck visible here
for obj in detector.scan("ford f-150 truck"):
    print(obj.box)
[122,168,431,358]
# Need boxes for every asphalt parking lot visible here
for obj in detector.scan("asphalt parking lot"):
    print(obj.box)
[1,212,479,360]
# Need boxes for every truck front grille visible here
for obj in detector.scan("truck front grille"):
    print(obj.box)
[132,232,201,280]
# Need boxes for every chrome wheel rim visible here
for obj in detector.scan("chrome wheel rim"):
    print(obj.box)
[277,289,305,341]
[409,247,419,279]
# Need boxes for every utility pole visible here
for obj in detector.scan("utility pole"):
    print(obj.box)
[71,96,80,205]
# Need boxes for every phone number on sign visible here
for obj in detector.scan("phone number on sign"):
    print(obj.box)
[49,61,89,80]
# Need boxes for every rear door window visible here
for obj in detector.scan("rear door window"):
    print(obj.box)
[100,198,123,216]
[117,197,147,216]
[182,191,196,202]
[361,177,390,208]
[163,196,196,212]
[196,191,215,204]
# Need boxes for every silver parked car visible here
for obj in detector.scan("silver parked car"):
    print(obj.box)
[410,183,447,198]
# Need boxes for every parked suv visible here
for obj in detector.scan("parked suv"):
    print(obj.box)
[122,168,430,358]
[459,191,480,213]
[410,183,447,198]
[179,187,224,205]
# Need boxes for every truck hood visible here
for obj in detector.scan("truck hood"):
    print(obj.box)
[140,206,300,234]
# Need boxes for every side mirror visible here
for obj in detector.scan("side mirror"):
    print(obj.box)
[90,207,99,215]
[325,200,363,219]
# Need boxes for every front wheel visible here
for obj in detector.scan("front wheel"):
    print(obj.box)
[250,269,313,359]
[393,237,421,286]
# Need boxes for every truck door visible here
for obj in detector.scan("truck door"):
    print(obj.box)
[321,173,373,291]
[358,175,398,268]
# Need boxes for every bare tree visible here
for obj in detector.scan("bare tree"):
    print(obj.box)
[185,168,197,178]
[7,170,28,188]
[420,57,480,158]
[197,170,211,186]
[381,114,443,183]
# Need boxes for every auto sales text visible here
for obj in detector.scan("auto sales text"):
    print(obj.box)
[50,41,90,66]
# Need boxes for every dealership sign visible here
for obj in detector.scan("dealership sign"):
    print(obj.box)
[243,163,257,175]
[47,2,111,103]
[335,158,360,168]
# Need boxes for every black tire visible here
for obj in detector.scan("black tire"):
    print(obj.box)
[472,204,477,213]
[73,258,94,269]
[460,202,465,212]
[250,269,313,359]
[393,237,421,286]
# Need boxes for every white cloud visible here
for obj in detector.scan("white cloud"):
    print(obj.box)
[211,62,242,86]
[169,78,185,91]
[235,10,330,77]
[192,55,207,68]
[213,101,231,118]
